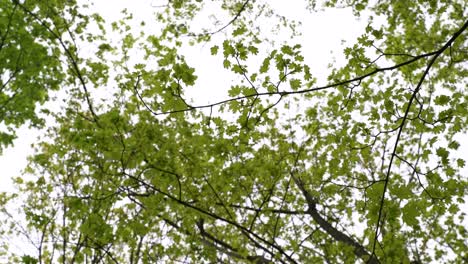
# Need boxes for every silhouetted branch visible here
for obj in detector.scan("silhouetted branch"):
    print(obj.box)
[370,19,468,259]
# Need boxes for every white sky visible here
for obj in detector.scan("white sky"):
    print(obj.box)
[0,0,465,261]
[0,2,370,258]
[0,0,369,193]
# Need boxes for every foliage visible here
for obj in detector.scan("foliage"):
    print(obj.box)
[0,0,467,263]
[0,0,102,150]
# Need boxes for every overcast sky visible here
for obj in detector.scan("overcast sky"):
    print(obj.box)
[0,0,371,194]
[3,1,466,261]
[0,2,373,257]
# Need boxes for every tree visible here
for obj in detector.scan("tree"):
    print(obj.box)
[0,0,92,150]
[0,0,467,263]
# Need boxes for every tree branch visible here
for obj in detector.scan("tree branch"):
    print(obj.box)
[208,0,251,35]
[370,19,468,259]
[290,169,380,264]
[139,47,444,116]
[124,172,296,263]
[289,142,379,263]
[13,0,100,123]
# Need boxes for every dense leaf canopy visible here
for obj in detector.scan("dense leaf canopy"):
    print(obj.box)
[1,0,467,263]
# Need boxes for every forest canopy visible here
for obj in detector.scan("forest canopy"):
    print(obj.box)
[0,0,467,263]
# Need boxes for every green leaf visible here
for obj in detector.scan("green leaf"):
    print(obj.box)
[436,147,449,164]
[2,1,467,263]
[402,201,419,226]
[21,255,38,264]
[233,25,247,36]
[434,95,450,106]
[289,79,302,90]
[232,64,244,74]
[210,45,219,55]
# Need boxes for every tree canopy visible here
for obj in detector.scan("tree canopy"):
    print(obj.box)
[0,0,467,263]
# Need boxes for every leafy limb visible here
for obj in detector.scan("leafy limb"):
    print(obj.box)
[370,19,468,260]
